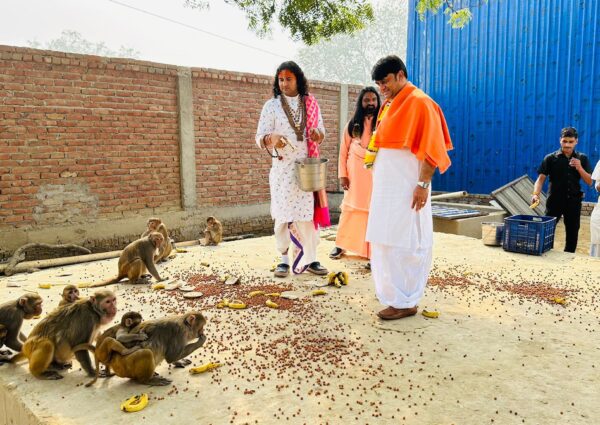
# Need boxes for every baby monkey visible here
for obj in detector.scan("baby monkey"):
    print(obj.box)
[58,285,80,307]
[203,216,223,246]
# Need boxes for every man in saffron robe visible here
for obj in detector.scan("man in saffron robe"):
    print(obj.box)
[366,55,453,320]
[256,61,329,278]
[330,87,381,264]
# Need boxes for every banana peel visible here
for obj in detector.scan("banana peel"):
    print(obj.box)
[120,393,149,412]
[189,362,222,374]
[152,283,165,290]
[421,310,440,319]
[265,299,279,309]
[38,283,52,289]
[217,299,247,309]
[175,248,188,253]
[312,289,327,296]
[248,290,265,297]
[550,297,566,305]
[265,292,280,297]
[529,199,540,209]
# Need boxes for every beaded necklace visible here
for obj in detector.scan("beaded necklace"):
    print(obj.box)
[280,94,306,140]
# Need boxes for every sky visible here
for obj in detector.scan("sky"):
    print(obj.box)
[1,0,303,76]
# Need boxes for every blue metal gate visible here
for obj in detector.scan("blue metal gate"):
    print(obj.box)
[407,0,600,201]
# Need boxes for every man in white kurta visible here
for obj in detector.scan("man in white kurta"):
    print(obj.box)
[255,62,328,277]
[367,55,453,320]
[590,160,600,257]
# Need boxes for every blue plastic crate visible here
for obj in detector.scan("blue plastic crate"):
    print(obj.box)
[502,215,556,255]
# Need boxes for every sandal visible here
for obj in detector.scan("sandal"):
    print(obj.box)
[307,261,328,275]
[274,263,290,278]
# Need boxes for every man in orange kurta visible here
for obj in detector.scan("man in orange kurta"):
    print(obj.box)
[331,87,381,262]
[367,55,453,321]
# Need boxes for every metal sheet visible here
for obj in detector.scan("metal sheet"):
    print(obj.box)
[408,0,600,201]
[491,175,547,216]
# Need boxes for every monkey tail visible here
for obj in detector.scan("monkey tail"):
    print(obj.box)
[90,275,124,288]
[10,352,27,364]
[72,343,96,353]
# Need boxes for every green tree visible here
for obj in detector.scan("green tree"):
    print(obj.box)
[297,0,408,85]
[185,0,484,46]
[27,30,140,59]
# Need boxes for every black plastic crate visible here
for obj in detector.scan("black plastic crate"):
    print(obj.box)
[502,215,556,255]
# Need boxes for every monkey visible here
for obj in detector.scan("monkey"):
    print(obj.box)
[84,311,206,387]
[11,290,117,380]
[203,216,223,246]
[0,294,43,363]
[142,217,173,263]
[96,311,147,349]
[91,233,165,287]
[58,285,80,307]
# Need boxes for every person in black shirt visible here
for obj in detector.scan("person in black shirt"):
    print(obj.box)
[532,127,592,252]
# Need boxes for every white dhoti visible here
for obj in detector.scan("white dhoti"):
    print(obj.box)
[274,221,319,271]
[366,149,433,308]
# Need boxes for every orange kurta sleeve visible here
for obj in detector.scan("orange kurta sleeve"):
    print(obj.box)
[374,83,453,174]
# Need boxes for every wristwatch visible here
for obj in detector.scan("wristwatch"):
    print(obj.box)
[417,181,431,189]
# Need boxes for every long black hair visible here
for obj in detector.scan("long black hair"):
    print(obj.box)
[347,87,381,138]
[272,61,309,97]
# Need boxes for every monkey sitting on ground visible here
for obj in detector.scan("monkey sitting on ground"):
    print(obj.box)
[11,290,117,380]
[203,216,223,246]
[91,232,165,287]
[84,311,206,387]
[58,285,80,307]
[142,217,173,262]
[0,294,43,364]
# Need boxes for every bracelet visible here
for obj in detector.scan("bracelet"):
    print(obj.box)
[532,192,540,196]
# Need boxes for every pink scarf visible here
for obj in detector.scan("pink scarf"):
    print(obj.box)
[304,94,330,229]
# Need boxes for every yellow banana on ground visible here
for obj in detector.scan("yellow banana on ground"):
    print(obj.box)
[248,290,265,297]
[550,297,566,305]
[189,362,222,374]
[38,283,52,289]
[227,300,247,309]
[265,292,280,297]
[312,289,327,296]
[327,271,349,288]
[265,299,279,309]
[152,283,165,290]
[421,310,440,318]
[77,282,91,288]
[120,393,149,412]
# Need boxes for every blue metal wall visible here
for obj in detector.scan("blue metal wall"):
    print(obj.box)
[407,0,600,201]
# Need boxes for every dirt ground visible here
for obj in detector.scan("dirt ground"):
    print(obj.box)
[1,229,599,425]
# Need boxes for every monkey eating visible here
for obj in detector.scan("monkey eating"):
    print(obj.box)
[0,293,43,363]
[85,311,206,387]
[12,290,117,380]
[142,217,173,262]
[91,233,165,287]
[58,285,80,307]
[203,216,223,246]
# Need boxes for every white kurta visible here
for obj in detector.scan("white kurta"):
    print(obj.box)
[590,161,600,257]
[255,95,325,225]
[366,148,433,308]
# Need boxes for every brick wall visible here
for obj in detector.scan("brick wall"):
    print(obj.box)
[0,46,182,227]
[0,45,355,257]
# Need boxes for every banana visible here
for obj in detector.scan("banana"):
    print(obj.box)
[175,248,188,253]
[265,299,279,309]
[227,300,247,309]
[421,310,440,318]
[152,283,165,290]
[269,263,277,272]
[265,292,280,297]
[77,282,91,288]
[312,289,327,296]
[38,283,52,289]
[120,393,149,412]
[189,362,222,374]
[248,290,265,297]
[200,261,210,267]
[216,301,227,309]
[529,199,540,209]
[327,271,349,288]
[550,297,566,305]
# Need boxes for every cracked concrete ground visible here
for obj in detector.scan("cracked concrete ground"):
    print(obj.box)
[1,230,599,425]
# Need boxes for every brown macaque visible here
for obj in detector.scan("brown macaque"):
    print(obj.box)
[83,312,147,386]
[142,217,172,263]
[0,294,43,363]
[91,233,165,287]
[203,216,223,246]
[58,285,80,307]
[85,311,206,387]
[0,325,9,360]
[12,290,117,380]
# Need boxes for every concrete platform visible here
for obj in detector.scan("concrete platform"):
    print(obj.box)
[1,232,599,424]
